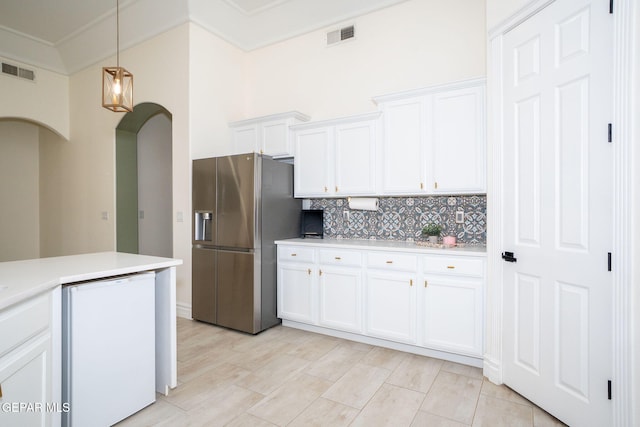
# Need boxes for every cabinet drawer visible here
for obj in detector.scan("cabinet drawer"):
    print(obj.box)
[0,293,50,358]
[423,256,484,277]
[319,249,362,267]
[367,252,417,271]
[278,246,315,263]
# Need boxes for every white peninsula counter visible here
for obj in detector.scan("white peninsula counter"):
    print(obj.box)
[0,252,182,427]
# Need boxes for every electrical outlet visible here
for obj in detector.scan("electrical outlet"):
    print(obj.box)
[343,211,350,222]
[139,210,144,219]
[176,211,184,222]
[101,211,109,221]
[455,211,464,224]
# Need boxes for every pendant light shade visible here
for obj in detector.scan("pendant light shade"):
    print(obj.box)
[102,66,133,112]
[102,0,133,112]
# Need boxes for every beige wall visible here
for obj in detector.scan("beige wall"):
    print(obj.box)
[0,121,40,261]
[0,60,69,139]
[486,0,530,31]
[246,0,486,121]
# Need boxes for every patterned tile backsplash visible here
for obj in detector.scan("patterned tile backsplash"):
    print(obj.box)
[309,195,486,244]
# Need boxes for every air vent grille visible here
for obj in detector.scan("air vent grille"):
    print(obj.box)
[327,25,355,46]
[1,61,36,81]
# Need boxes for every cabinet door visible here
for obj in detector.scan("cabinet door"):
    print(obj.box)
[334,120,376,195]
[232,125,258,155]
[318,266,362,333]
[294,127,333,197]
[422,277,482,356]
[278,263,315,323]
[261,119,291,157]
[365,271,417,344]
[379,97,428,194]
[0,334,51,427]
[431,85,485,193]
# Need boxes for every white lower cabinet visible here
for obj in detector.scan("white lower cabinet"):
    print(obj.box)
[278,263,315,324]
[277,242,485,363]
[365,270,417,344]
[318,266,362,333]
[0,290,58,427]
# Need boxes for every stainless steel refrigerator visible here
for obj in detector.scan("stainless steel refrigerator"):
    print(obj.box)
[192,153,301,334]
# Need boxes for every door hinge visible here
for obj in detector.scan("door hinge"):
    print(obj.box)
[608,380,612,400]
[608,123,612,143]
[609,0,614,14]
[608,252,612,272]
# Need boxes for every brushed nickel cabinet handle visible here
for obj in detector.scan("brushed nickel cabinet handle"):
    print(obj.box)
[319,269,323,276]
[335,256,342,260]
[435,181,438,189]
[424,280,428,288]
[386,260,393,264]
[410,279,413,287]
[307,268,311,275]
[0,383,3,398]
[420,182,424,190]
[291,253,297,257]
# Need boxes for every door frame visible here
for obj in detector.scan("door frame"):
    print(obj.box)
[485,1,637,425]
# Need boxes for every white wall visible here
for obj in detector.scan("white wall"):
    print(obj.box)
[0,59,69,139]
[245,0,486,121]
[0,121,40,261]
[137,113,173,258]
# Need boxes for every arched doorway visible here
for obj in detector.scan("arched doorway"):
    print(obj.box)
[116,103,172,257]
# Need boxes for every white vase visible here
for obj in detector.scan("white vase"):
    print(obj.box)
[427,235,438,244]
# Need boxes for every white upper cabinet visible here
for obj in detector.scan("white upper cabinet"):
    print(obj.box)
[229,111,310,158]
[430,85,486,193]
[374,78,486,195]
[377,96,428,194]
[293,112,380,198]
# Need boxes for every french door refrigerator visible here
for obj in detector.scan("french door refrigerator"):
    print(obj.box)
[192,153,300,334]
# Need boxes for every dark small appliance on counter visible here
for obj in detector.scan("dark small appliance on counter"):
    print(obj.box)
[300,209,324,238]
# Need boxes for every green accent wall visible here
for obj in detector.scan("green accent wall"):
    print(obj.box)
[115,129,138,253]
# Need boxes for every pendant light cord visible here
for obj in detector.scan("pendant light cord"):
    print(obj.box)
[116,0,120,68]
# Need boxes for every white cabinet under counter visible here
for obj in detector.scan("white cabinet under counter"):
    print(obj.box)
[276,239,486,367]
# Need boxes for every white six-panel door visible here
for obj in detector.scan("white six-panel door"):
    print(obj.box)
[501,1,613,426]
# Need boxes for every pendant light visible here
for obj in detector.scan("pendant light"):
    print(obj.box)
[102,0,133,112]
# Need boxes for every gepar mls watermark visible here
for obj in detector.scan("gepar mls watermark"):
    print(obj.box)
[0,402,70,413]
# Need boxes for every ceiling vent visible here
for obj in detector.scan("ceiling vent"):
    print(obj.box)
[2,61,36,82]
[327,25,355,46]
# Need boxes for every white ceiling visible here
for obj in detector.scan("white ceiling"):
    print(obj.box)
[0,0,407,75]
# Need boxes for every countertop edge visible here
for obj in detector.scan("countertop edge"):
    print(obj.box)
[275,238,487,256]
[0,252,183,311]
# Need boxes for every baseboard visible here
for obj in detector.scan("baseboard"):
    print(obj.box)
[176,302,191,319]
[483,354,502,384]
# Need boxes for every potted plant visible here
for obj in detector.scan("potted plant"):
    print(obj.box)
[422,223,442,244]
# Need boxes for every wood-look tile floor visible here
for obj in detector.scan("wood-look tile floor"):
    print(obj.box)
[116,318,566,427]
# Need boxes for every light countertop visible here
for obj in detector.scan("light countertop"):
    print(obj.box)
[275,238,486,256]
[0,252,182,311]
